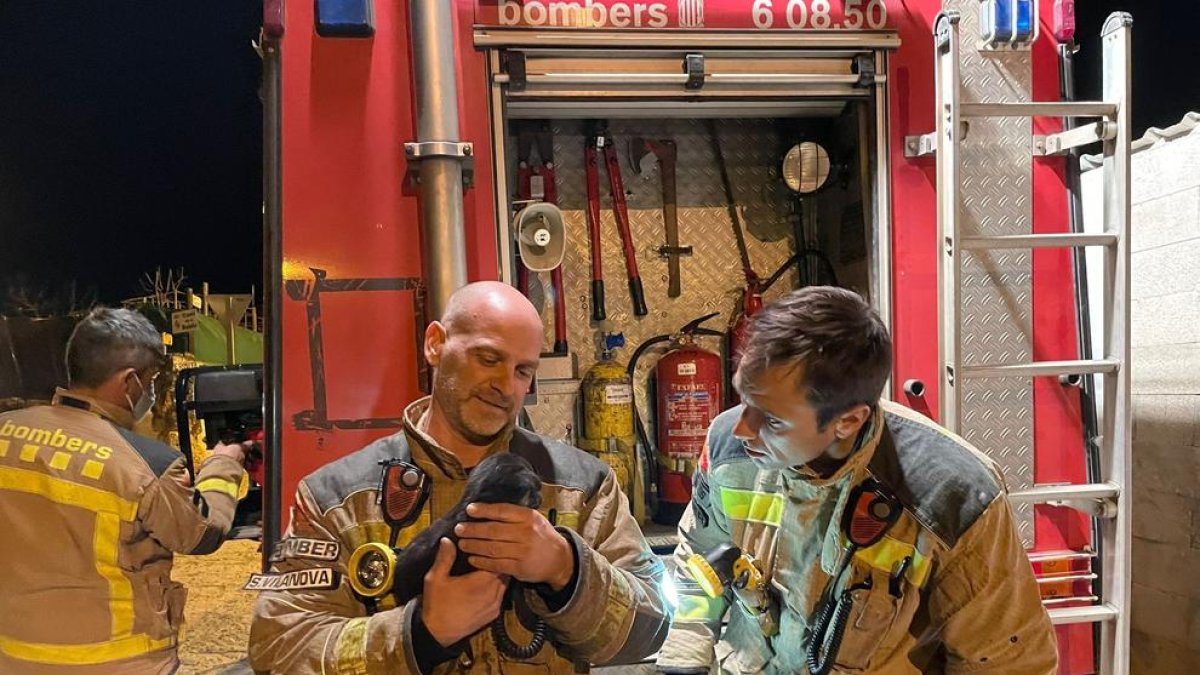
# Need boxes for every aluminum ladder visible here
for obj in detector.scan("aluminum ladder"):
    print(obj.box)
[931,11,1132,675]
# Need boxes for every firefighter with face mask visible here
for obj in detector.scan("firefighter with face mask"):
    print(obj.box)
[0,307,251,675]
[655,287,1058,675]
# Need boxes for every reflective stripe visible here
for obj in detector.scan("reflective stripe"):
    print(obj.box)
[852,534,932,588]
[333,617,369,675]
[674,593,726,623]
[0,466,137,519]
[95,512,135,637]
[0,633,175,665]
[196,477,240,499]
[719,488,785,526]
[0,466,140,643]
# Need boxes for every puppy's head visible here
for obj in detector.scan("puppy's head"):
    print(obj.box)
[466,452,543,510]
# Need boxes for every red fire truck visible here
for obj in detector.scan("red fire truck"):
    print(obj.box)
[253,0,1133,671]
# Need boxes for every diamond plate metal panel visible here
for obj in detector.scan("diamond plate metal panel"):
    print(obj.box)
[524,379,581,446]
[946,1,1036,544]
[516,118,800,447]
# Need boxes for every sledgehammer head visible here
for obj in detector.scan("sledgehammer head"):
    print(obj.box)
[631,137,677,176]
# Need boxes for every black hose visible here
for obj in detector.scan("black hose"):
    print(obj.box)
[806,577,870,675]
[1060,42,1103,667]
[491,586,548,659]
[628,334,673,516]
[763,248,840,291]
[625,316,726,520]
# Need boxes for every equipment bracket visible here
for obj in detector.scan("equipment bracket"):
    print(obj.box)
[403,142,475,188]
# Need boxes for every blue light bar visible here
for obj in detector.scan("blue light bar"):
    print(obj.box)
[1014,0,1034,42]
[980,0,1014,43]
[315,0,375,38]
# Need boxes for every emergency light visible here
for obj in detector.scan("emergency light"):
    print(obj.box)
[1053,0,1076,42]
[315,0,375,38]
[979,0,1037,48]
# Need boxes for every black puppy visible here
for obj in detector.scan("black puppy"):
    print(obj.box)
[392,452,543,604]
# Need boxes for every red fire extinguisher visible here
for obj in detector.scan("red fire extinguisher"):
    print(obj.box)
[629,314,726,526]
[728,283,764,405]
[655,332,723,522]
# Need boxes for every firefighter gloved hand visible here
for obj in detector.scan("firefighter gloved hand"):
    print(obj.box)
[421,538,508,646]
[456,502,576,591]
[212,439,255,467]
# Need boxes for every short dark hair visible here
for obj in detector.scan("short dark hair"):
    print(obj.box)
[739,286,892,428]
[66,308,165,388]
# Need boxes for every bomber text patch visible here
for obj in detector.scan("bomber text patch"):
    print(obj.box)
[270,537,340,562]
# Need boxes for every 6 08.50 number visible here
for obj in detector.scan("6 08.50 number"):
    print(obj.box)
[751,0,887,29]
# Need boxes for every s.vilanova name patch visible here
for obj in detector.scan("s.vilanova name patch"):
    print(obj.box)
[244,568,341,591]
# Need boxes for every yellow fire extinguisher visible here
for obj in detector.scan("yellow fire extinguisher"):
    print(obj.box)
[578,331,641,522]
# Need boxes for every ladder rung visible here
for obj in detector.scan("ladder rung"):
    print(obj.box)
[1044,595,1099,607]
[960,359,1119,379]
[1036,572,1097,584]
[1009,482,1120,506]
[1027,550,1095,564]
[960,101,1117,119]
[1048,603,1119,625]
[960,233,1118,250]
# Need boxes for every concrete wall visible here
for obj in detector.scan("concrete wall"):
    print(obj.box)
[1083,116,1200,673]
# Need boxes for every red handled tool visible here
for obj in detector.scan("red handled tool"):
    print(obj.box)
[586,121,648,320]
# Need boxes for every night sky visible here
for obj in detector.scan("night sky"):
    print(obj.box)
[0,2,1193,310]
[0,2,263,308]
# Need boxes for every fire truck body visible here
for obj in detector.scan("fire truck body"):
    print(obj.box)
[262,0,1108,670]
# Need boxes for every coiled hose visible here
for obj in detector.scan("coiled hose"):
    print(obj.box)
[806,576,872,675]
[490,586,548,660]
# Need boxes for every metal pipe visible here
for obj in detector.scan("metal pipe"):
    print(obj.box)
[411,0,468,319]
[261,35,285,570]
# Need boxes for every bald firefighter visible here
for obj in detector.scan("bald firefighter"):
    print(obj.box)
[0,307,250,675]
[249,281,668,674]
[656,287,1058,674]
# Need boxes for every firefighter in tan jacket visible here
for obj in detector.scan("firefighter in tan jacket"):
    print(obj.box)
[656,287,1058,674]
[0,308,249,675]
[249,282,669,674]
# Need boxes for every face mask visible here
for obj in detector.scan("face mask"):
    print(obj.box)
[126,373,156,422]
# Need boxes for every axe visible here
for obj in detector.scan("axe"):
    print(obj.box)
[632,137,691,298]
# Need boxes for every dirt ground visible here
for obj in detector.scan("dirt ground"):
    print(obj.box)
[173,540,261,674]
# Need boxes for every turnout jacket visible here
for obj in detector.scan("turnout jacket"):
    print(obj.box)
[0,389,245,675]
[657,399,1058,675]
[249,397,669,674]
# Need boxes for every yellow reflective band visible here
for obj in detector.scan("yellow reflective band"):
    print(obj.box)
[95,512,135,637]
[720,488,785,525]
[0,466,137,519]
[333,617,369,675]
[49,451,72,471]
[82,459,105,480]
[0,633,175,665]
[196,477,240,500]
[852,535,932,588]
[674,593,726,623]
[554,510,580,531]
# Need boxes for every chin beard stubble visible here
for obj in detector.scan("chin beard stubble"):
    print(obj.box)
[434,373,508,447]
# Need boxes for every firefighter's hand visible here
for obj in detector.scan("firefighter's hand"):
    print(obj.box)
[456,503,576,591]
[421,538,507,647]
[211,440,253,466]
